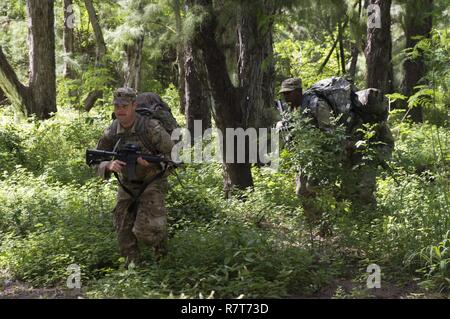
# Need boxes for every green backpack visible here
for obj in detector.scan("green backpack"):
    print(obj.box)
[135,92,179,135]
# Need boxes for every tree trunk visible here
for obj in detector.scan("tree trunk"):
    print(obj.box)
[0,47,30,109]
[191,0,275,195]
[338,22,346,75]
[84,0,106,111]
[348,43,359,79]
[401,0,433,123]
[184,42,212,143]
[1,1,57,120]
[27,0,57,119]
[63,0,75,79]
[0,88,7,105]
[173,0,186,115]
[192,1,248,193]
[124,35,144,91]
[84,0,106,62]
[364,0,393,95]
[237,0,275,128]
[84,90,103,112]
[183,1,212,141]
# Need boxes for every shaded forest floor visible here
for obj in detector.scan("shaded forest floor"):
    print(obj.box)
[1,229,447,299]
[0,276,443,299]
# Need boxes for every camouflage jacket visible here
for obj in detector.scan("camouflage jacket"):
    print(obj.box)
[294,96,394,164]
[309,99,394,164]
[94,113,174,186]
[302,96,334,131]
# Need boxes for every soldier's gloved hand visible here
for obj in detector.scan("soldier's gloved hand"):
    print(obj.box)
[137,157,150,167]
[107,160,126,173]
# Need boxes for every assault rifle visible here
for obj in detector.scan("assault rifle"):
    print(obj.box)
[86,144,176,181]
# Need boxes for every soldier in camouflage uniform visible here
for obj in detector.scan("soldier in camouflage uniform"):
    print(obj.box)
[279,78,394,222]
[93,88,175,265]
[278,78,333,223]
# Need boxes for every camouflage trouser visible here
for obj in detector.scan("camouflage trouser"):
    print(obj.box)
[113,180,168,264]
[295,171,322,223]
[340,164,377,211]
[296,164,377,221]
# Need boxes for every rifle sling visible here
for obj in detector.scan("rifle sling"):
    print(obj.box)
[110,136,169,213]
[113,167,167,214]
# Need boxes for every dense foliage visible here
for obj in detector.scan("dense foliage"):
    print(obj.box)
[0,90,448,297]
[0,0,448,298]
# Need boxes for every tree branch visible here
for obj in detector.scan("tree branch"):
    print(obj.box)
[84,0,106,61]
[0,46,29,112]
[84,89,103,112]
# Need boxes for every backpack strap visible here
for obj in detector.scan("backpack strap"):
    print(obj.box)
[108,120,121,148]
[136,118,158,154]
[137,130,157,154]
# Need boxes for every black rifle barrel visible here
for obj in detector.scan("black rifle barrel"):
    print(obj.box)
[86,149,117,165]
[86,149,171,165]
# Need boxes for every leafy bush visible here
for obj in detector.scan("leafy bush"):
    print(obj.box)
[0,107,111,184]
[87,223,327,298]
[0,124,27,173]
[333,122,449,285]
[0,170,118,286]
[166,163,224,232]
[0,99,448,297]
[391,122,449,174]
[406,232,450,293]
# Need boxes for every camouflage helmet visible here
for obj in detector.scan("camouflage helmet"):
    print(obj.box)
[113,87,137,106]
[279,78,302,93]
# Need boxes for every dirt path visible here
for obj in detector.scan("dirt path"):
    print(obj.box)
[289,279,445,299]
[1,280,84,299]
[2,280,443,299]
